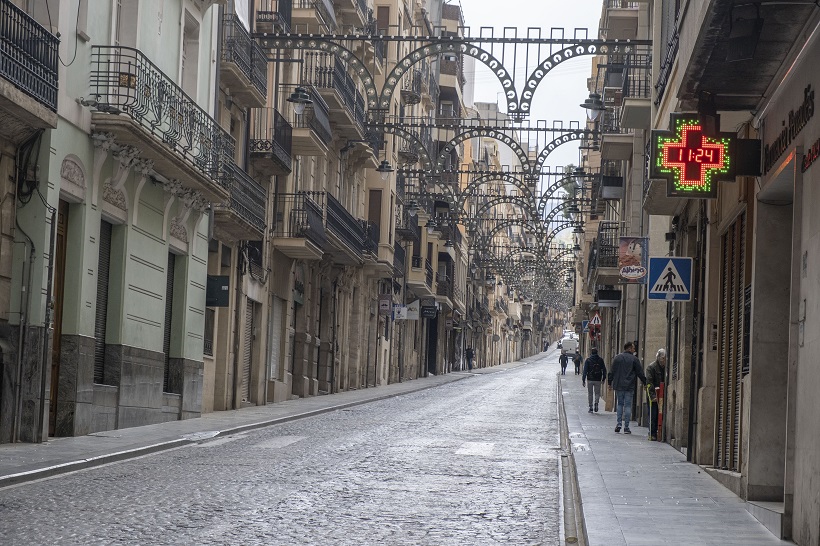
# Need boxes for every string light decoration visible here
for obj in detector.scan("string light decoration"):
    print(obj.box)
[650,114,735,198]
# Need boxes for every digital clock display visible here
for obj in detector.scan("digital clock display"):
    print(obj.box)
[650,115,734,198]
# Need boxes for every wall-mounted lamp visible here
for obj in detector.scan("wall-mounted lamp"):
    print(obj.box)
[407,201,420,217]
[580,92,606,121]
[287,86,313,115]
[376,159,394,181]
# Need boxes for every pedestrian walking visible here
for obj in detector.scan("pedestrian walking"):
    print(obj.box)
[572,350,582,375]
[607,341,646,434]
[559,352,569,375]
[645,348,666,440]
[465,346,474,370]
[582,348,607,413]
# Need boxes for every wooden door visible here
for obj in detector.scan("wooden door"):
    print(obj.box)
[49,200,69,436]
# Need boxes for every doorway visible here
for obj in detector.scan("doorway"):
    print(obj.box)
[49,200,69,436]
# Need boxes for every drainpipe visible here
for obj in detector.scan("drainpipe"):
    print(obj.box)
[37,204,57,442]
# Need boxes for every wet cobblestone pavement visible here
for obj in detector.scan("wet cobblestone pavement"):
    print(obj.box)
[0,357,561,545]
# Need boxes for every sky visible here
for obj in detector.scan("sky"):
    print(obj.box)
[457,0,603,171]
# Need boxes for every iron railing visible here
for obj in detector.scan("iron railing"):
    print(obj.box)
[302,53,366,131]
[90,46,234,186]
[436,273,453,299]
[256,0,292,32]
[304,191,367,254]
[655,26,679,106]
[274,192,328,248]
[401,69,423,104]
[221,162,267,232]
[411,255,423,268]
[393,241,406,276]
[286,85,333,144]
[597,221,620,268]
[0,0,59,111]
[425,260,434,288]
[222,14,268,98]
[362,220,379,255]
[250,107,292,171]
[293,0,337,29]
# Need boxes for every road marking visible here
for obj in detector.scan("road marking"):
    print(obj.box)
[254,436,307,449]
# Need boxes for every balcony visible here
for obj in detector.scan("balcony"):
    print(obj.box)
[250,107,292,176]
[302,53,366,140]
[220,14,267,108]
[614,54,652,129]
[272,192,326,260]
[362,220,379,257]
[393,241,406,277]
[291,0,338,35]
[396,207,420,241]
[213,162,267,242]
[0,0,59,143]
[89,46,234,203]
[603,0,640,41]
[439,56,464,97]
[589,221,620,285]
[599,107,633,160]
[400,69,422,105]
[286,87,332,156]
[256,0,292,33]
[319,192,367,265]
[435,273,454,309]
[407,255,435,297]
[336,0,369,27]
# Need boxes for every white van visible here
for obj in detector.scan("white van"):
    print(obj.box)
[561,337,578,355]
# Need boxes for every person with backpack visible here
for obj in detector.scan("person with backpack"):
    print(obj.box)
[559,352,569,375]
[582,347,607,413]
[572,350,583,375]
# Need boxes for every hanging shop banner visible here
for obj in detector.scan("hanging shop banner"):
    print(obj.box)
[650,113,735,198]
[406,300,420,320]
[378,294,392,316]
[420,297,437,319]
[393,304,408,320]
[618,237,648,284]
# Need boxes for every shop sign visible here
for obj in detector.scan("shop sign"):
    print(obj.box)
[764,85,815,174]
[803,134,820,173]
[378,294,392,316]
[420,297,437,319]
[618,237,648,284]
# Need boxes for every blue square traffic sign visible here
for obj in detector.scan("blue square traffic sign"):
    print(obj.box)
[648,257,692,301]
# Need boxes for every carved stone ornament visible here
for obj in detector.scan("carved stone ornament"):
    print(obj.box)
[169,216,188,242]
[103,182,127,211]
[91,132,116,151]
[180,188,209,213]
[60,158,86,189]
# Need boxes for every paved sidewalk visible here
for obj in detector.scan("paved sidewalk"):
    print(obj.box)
[0,357,537,489]
[560,372,789,546]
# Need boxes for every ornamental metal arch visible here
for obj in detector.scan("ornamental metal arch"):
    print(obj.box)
[541,199,585,229]
[533,130,588,172]
[379,124,434,170]
[536,173,598,217]
[379,42,518,113]
[542,220,584,248]
[471,196,539,224]
[469,218,543,252]
[435,128,532,173]
[455,172,537,214]
[257,37,380,109]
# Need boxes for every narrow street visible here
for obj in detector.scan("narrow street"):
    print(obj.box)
[0,354,563,545]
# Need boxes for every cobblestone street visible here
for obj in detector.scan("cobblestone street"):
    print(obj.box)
[0,357,561,545]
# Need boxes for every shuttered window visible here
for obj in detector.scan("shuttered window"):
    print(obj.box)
[241,301,254,402]
[163,252,176,393]
[269,296,286,380]
[716,212,747,471]
[94,221,112,384]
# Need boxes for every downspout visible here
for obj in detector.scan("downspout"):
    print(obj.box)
[37,203,58,442]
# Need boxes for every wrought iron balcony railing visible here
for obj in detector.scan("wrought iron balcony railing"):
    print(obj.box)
[596,221,620,268]
[436,274,453,299]
[222,14,267,98]
[411,255,423,268]
[362,220,379,255]
[274,192,328,248]
[291,86,333,144]
[1,0,59,111]
[221,162,267,232]
[401,69,423,105]
[293,0,338,30]
[302,53,366,131]
[655,25,679,106]
[425,260,434,288]
[393,241,406,276]
[257,0,292,32]
[250,107,292,172]
[90,46,234,186]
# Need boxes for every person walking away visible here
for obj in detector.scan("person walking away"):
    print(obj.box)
[573,350,583,375]
[607,341,646,434]
[645,348,666,440]
[582,348,607,413]
[465,347,474,370]
[559,352,569,375]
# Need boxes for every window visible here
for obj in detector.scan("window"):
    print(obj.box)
[181,12,200,98]
[93,221,112,384]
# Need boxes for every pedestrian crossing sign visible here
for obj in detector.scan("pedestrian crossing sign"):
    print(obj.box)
[648,257,693,301]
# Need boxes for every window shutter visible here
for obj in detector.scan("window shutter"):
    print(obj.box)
[94,221,112,384]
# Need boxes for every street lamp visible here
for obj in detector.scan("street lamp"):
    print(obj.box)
[287,86,312,115]
[580,92,606,121]
[377,159,394,180]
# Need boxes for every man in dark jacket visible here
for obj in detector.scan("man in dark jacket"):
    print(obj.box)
[645,348,666,440]
[559,352,569,375]
[608,341,646,434]
[582,348,607,413]
[572,350,583,375]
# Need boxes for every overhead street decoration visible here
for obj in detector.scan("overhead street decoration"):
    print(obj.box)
[650,114,735,199]
[648,257,693,302]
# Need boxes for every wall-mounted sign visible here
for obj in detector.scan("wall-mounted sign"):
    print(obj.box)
[618,237,648,284]
[206,275,230,307]
[803,135,820,173]
[379,294,392,316]
[650,114,735,198]
[406,300,420,320]
[420,297,437,319]
[765,84,814,174]
[393,304,408,320]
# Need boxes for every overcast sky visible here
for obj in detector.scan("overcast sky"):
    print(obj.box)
[457,0,602,170]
